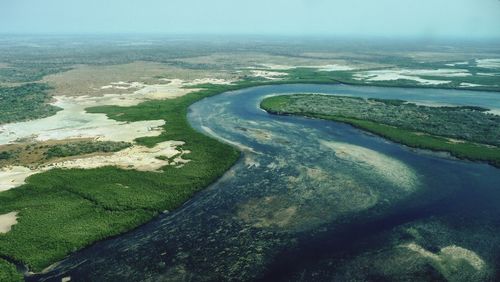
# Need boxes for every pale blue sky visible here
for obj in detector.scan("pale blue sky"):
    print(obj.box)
[1,0,500,38]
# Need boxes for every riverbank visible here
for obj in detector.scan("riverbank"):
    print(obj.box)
[261,94,500,168]
[0,83,250,273]
[1,80,499,278]
[0,80,356,275]
[18,82,500,282]
[0,78,343,276]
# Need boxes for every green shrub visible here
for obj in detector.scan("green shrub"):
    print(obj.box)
[0,83,61,124]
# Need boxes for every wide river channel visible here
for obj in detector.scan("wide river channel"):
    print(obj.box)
[31,84,500,281]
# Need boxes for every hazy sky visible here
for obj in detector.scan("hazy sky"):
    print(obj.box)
[1,0,500,38]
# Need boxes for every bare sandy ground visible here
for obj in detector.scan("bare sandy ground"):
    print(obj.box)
[0,96,165,144]
[0,78,233,145]
[316,64,355,71]
[460,82,483,87]
[0,166,37,191]
[0,212,18,234]
[353,68,470,85]
[477,72,499,77]
[353,72,452,85]
[487,109,500,115]
[250,70,288,80]
[409,69,471,77]
[100,81,144,90]
[0,76,216,191]
[445,61,469,67]
[98,79,197,103]
[476,59,500,69]
[176,53,364,70]
[258,63,355,72]
[186,78,235,85]
[43,61,238,97]
[50,141,188,171]
[0,141,189,191]
[258,64,296,70]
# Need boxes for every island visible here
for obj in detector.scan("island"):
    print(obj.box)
[261,94,500,168]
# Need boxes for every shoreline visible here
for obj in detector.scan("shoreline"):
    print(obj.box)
[260,94,500,169]
[2,80,500,279]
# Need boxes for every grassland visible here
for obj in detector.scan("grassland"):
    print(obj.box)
[261,95,500,168]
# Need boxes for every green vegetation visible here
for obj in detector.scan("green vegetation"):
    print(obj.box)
[0,258,22,282]
[44,141,131,159]
[261,94,500,168]
[0,63,71,84]
[1,77,497,273]
[0,70,353,274]
[0,84,246,272]
[0,37,498,277]
[261,94,500,146]
[0,152,12,160]
[0,141,132,169]
[0,83,60,124]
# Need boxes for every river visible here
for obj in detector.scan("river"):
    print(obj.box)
[30,84,500,281]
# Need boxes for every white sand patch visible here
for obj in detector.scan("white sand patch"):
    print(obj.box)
[100,81,143,90]
[132,79,193,100]
[445,61,468,67]
[314,64,355,71]
[460,82,483,87]
[477,72,498,77]
[99,79,194,103]
[0,212,18,233]
[410,69,471,77]
[258,63,355,71]
[0,141,188,192]
[0,79,207,145]
[319,140,418,191]
[0,166,37,191]
[354,72,451,85]
[258,64,297,70]
[353,68,469,85]
[0,96,165,144]
[404,243,486,279]
[50,141,187,171]
[186,78,234,85]
[486,109,500,116]
[476,59,500,69]
[250,70,288,80]
[0,77,206,192]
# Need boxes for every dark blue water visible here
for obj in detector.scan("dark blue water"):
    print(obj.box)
[30,85,500,281]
